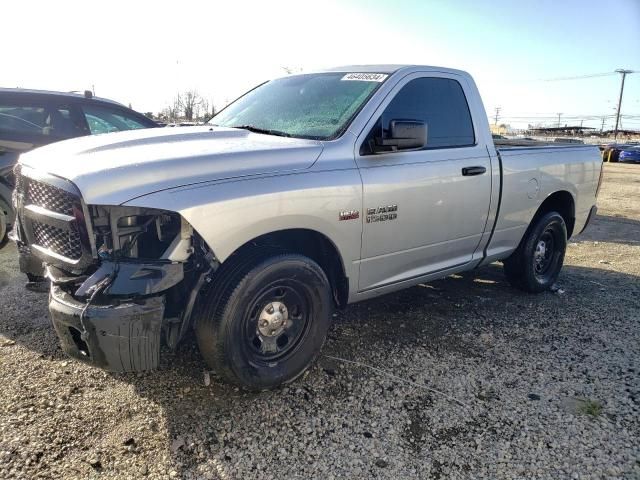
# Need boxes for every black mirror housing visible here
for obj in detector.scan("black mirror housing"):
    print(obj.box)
[375,120,427,152]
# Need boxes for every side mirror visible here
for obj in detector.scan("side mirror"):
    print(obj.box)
[375,120,427,152]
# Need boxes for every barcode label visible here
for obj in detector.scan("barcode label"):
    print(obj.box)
[341,73,388,82]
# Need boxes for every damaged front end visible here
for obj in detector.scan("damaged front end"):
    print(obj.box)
[14,167,216,372]
[47,207,218,372]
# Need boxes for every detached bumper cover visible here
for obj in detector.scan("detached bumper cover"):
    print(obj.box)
[49,286,164,372]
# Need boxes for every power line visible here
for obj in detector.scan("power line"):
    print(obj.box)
[486,113,640,128]
[541,72,618,82]
[490,114,638,120]
[500,114,611,118]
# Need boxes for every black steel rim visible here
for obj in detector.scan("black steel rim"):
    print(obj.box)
[534,229,555,277]
[244,280,312,363]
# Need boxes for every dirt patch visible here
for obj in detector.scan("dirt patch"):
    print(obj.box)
[0,162,639,479]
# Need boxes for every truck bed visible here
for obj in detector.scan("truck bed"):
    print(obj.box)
[483,142,602,263]
[494,138,555,147]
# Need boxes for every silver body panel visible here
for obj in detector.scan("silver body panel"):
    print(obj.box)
[353,71,493,291]
[481,144,600,264]
[19,126,324,205]
[18,65,601,304]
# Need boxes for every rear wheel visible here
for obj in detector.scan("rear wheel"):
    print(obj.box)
[196,253,332,390]
[503,211,567,293]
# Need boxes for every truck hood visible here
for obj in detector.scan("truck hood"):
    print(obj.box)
[18,126,323,205]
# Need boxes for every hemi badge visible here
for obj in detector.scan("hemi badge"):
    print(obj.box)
[339,210,360,221]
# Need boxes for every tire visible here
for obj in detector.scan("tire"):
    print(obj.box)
[195,253,333,390]
[0,208,8,250]
[503,211,567,293]
[26,273,46,283]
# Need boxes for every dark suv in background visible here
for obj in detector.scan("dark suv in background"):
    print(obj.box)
[0,88,157,277]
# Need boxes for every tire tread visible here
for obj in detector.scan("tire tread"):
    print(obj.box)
[195,250,331,389]
[503,211,567,293]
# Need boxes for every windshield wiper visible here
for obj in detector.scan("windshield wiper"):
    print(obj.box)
[229,124,292,138]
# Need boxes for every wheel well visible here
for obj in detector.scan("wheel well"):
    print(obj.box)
[534,191,575,238]
[0,181,14,225]
[223,229,349,308]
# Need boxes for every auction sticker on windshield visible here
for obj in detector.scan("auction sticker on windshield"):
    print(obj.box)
[341,73,388,82]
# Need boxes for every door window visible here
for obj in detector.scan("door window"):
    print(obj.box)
[82,105,148,134]
[362,77,475,154]
[0,103,84,139]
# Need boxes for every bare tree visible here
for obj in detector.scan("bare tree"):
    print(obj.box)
[162,95,182,123]
[199,98,217,121]
[200,98,209,121]
[179,90,202,121]
[162,90,213,123]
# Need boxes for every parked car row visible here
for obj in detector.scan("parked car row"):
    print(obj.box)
[0,88,158,271]
[599,142,640,162]
[619,147,640,163]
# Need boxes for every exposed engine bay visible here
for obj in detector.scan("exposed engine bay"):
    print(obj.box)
[12,167,219,371]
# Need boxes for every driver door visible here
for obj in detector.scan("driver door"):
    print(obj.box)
[356,73,492,292]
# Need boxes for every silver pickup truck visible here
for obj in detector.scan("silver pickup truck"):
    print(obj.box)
[11,65,602,389]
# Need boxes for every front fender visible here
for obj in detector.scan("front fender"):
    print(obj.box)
[123,170,363,283]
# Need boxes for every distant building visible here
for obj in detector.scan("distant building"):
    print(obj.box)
[490,123,512,135]
[528,126,595,137]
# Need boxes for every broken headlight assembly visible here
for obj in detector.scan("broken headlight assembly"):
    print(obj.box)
[89,205,192,262]
[48,206,200,299]
[47,205,209,371]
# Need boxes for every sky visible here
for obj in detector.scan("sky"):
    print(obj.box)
[3,0,640,130]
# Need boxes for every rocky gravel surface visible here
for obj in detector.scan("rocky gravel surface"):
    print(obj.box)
[0,162,639,479]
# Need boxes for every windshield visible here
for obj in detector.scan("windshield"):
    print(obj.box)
[209,72,388,140]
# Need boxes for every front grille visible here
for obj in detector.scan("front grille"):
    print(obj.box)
[15,168,91,266]
[32,221,83,260]
[28,181,77,216]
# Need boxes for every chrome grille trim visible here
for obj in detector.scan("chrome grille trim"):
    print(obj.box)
[28,181,77,216]
[14,165,95,271]
[32,221,83,260]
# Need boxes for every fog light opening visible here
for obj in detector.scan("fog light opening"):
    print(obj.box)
[69,327,90,357]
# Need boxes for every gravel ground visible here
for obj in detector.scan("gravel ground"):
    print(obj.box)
[0,162,639,480]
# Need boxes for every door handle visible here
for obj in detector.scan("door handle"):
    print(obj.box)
[462,166,486,176]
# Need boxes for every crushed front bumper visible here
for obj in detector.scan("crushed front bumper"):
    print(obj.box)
[49,285,165,372]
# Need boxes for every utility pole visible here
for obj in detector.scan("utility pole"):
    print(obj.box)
[614,69,634,141]
[600,116,606,133]
[557,113,562,128]
[493,107,501,125]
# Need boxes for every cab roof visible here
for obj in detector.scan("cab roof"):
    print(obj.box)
[319,64,469,76]
[0,87,123,106]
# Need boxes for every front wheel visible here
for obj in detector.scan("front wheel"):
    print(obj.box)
[503,211,567,293]
[0,208,8,250]
[196,253,333,390]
